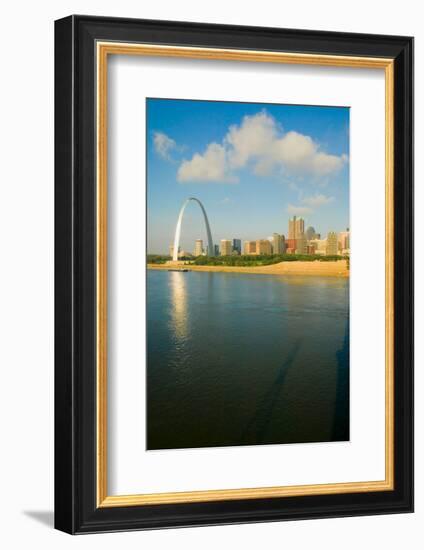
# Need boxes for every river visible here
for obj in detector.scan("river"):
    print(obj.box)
[147,270,349,450]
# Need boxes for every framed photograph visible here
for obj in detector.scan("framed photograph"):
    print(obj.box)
[55,15,413,534]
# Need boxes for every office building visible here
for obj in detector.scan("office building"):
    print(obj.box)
[271,233,284,254]
[309,238,327,255]
[256,239,272,255]
[194,239,203,256]
[286,238,297,253]
[307,243,317,255]
[220,239,232,256]
[232,238,242,255]
[288,216,305,239]
[338,229,350,252]
[295,234,307,254]
[326,231,338,256]
[244,240,257,255]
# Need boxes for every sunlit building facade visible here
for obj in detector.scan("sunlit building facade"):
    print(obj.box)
[220,239,232,256]
[307,242,317,255]
[286,238,297,254]
[256,239,272,255]
[309,238,327,255]
[288,216,305,239]
[295,234,307,254]
[326,232,339,256]
[194,239,203,256]
[271,233,284,255]
[338,229,350,253]
[244,240,257,255]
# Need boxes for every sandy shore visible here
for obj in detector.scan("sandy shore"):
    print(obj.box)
[147,260,349,277]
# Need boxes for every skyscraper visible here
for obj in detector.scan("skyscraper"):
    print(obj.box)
[297,218,305,238]
[286,238,297,253]
[288,216,305,239]
[295,234,307,254]
[220,239,232,256]
[271,233,284,254]
[288,217,295,239]
[338,228,350,252]
[232,238,242,255]
[244,240,257,255]
[194,239,203,256]
[326,231,338,255]
[256,239,272,255]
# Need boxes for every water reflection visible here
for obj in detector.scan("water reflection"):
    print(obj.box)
[148,271,349,450]
[168,272,188,341]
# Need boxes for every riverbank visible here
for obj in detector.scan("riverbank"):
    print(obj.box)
[147,260,349,277]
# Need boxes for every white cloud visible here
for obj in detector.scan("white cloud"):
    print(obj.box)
[177,143,237,183]
[153,131,176,160]
[272,132,346,176]
[226,111,276,169]
[302,193,335,207]
[176,111,347,183]
[287,204,313,216]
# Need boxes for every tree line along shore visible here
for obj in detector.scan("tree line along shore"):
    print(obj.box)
[148,253,348,266]
[147,255,349,277]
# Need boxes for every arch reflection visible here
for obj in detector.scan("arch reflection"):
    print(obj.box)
[168,271,188,341]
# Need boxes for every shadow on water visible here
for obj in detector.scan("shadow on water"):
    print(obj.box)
[240,341,301,445]
[332,319,350,441]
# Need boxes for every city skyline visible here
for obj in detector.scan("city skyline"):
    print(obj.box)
[170,210,349,258]
[147,98,349,255]
[160,202,350,257]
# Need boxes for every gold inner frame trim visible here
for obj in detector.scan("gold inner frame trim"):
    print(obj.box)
[96,41,395,508]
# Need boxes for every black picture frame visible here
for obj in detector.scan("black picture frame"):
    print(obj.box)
[55,14,413,534]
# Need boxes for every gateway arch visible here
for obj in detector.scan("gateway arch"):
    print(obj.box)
[172,197,214,261]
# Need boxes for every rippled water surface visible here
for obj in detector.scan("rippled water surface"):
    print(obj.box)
[147,270,349,450]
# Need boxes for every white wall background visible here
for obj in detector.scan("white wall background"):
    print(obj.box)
[0,0,420,547]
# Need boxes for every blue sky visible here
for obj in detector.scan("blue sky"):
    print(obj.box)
[147,98,349,254]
